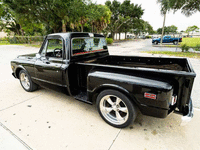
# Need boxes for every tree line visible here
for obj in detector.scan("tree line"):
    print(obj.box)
[0,0,154,39]
[157,0,200,44]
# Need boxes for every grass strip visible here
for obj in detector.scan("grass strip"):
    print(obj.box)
[143,51,200,59]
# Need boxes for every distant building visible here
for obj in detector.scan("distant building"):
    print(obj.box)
[0,31,7,38]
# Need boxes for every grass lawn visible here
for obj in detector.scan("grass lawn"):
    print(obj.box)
[0,41,25,46]
[144,51,200,59]
[181,37,200,47]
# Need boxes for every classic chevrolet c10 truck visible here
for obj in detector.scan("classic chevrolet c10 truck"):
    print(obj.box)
[11,32,195,128]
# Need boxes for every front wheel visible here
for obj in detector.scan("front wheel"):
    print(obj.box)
[154,41,158,45]
[96,90,137,128]
[19,70,38,92]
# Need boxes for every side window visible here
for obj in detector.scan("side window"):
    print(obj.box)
[46,39,63,58]
[41,39,63,58]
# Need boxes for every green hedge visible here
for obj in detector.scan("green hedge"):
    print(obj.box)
[106,38,113,44]
[145,35,152,39]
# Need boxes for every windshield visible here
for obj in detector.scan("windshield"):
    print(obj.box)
[72,37,107,56]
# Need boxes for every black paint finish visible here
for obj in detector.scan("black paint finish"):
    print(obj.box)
[11,32,196,119]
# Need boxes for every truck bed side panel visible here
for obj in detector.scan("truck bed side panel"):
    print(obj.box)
[88,69,174,118]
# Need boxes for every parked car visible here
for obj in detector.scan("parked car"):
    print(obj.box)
[138,35,146,39]
[11,32,195,128]
[127,35,135,39]
[152,35,182,45]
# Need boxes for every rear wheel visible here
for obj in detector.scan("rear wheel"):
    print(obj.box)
[96,89,137,128]
[19,70,38,92]
[173,41,178,45]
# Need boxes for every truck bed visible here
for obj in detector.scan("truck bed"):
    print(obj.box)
[78,55,194,74]
[74,55,195,115]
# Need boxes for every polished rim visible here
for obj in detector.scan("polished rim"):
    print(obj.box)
[20,73,30,90]
[99,95,129,125]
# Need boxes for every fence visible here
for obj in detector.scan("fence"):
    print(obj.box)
[0,36,45,45]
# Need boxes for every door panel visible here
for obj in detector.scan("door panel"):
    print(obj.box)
[34,38,64,86]
[163,37,169,43]
[35,57,63,85]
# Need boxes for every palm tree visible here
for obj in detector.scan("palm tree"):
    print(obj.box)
[157,0,171,45]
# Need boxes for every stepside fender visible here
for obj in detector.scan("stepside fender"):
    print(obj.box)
[87,69,172,105]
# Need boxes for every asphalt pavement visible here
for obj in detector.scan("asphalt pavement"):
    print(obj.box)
[0,42,200,150]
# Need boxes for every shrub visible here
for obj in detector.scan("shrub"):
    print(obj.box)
[194,44,200,51]
[145,35,152,39]
[181,44,190,52]
[0,37,8,41]
[106,38,113,44]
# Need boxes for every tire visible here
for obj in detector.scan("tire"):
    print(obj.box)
[19,70,38,92]
[96,89,137,128]
[154,41,158,45]
[173,41,178,45]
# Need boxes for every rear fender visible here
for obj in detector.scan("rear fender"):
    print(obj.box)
[87,70,173,112]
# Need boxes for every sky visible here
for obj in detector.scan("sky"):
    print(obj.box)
[93,0,200,32]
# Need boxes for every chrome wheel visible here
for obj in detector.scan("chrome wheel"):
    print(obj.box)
[99,95,129,125]
[20,72,30,90]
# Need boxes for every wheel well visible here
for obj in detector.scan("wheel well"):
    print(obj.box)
[15,68,23,79]
[92,87,139,108]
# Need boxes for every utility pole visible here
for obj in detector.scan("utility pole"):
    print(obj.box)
[160,12,166,45]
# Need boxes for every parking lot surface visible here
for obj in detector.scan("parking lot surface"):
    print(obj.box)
[0,42,200,150]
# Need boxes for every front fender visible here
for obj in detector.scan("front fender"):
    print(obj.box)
[13,65,27,79]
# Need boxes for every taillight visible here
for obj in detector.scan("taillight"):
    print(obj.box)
[171,95,177,105]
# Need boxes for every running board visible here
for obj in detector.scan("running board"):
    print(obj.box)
[74,91,92,105]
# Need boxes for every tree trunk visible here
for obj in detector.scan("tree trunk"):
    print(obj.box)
[161,12,166,45]
[92,23,94,33]
[62,20,66,33]
[125,32,127,39]
[119,32,121,40]
[111,32,115,40]
[53,28,57,33]
[81,25,83,32]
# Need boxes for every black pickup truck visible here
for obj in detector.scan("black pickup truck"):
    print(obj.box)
[11,32,196,128]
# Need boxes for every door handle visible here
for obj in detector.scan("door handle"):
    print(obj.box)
[45,60,50,64]
[43,59,50,64]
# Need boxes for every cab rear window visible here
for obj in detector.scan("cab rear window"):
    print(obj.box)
[72,37,107,56]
